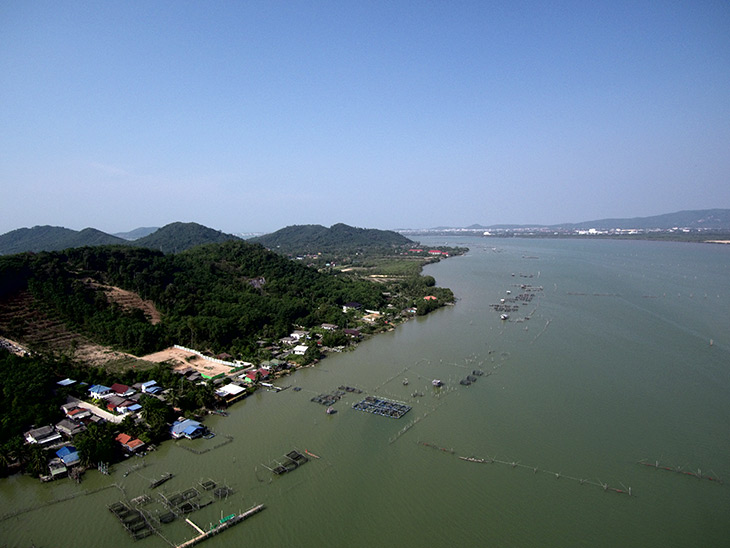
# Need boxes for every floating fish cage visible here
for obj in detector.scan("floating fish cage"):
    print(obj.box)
[108,501,154,540]
[338,385,363,393]
[270,449,309,475]
[199,479,216,491]
[352,396,411,419]
[213,486,234,499]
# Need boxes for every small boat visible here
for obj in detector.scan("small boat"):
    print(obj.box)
[500,314,509,320]
[326,406,337,415]
[402,378,409,386]
[432,379,443,387]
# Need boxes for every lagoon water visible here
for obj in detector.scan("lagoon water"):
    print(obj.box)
[2,237,729,547]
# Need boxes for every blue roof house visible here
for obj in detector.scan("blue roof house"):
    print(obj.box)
[170,419,205,439]
[56,445,80,466]
[141,380,159,393]
[89,384,112,399]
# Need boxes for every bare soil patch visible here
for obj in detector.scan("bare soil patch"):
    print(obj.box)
[140,346,233,377]
[84,279,162,324]
[0,290,153,370]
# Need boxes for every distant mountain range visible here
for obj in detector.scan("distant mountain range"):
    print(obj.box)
[424,209,730,231]
[113,227,159,240]
[250,223,413,252]
[0,222,240,255]
[2,209,728,256]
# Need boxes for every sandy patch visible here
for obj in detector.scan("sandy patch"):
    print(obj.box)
[139,346,233,377]
[74,343,140,367]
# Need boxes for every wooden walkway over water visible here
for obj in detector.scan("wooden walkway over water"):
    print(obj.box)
[175,503,264,548]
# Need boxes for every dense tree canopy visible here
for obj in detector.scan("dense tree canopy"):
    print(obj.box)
[0,241,386,356]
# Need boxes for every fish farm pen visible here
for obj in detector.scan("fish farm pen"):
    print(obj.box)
[108,501,155,540]
[352,396,411,419]
[264,449,309,476]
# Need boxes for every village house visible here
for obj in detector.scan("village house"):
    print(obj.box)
[134,380,162,395]
[24,425,63,446]
[88,384,112,400]
[47,458,67,479]
[362,311,382,323]
[115,433,145,453]
[170,419,205,439]
[62,404,92,421]
[293,344,309,356]
[109,383,135,397]
[55,418,85,437]
[215,383,247,404]
[56,445,80,466]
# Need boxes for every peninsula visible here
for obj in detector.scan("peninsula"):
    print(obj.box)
[0,222,466,480]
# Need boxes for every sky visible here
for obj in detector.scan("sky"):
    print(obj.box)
[1,1,729,234]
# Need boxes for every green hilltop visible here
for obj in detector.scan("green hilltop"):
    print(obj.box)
[251,223,414,253]
[0,222,240,256]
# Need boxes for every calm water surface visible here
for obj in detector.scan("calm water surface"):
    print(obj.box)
[2,238,729,547]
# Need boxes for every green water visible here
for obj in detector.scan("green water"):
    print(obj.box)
[2,238,729,548]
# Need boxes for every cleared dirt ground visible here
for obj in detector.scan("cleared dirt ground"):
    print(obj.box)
[139,346,233,377]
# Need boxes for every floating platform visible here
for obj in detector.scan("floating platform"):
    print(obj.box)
[176,504,265,548]
[150,472,174,488]
[352,396,411,419]
[311,390,345,406]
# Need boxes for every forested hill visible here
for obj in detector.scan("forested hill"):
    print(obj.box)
[0,240,386,357]
[130,222,240,253]
[0,222,240,255]
[251,223,414,253]
[0,226,126,254]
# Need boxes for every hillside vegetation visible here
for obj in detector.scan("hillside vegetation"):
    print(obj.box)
[0,240,410,358]
[251,223,413,253]
[0,222,239,255]
[0,226,126,254]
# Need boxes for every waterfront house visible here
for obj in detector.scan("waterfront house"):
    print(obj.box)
[362,312,381,323]
[170,419,205,439]
[216,383,247,404]
[321,323,339,331]
[56,445,80,466]
[293,344,309,356]
[116,433,145,453]
[88,384,112,400]
[48,458,67,479]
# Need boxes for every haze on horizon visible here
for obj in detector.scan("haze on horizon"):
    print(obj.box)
[1,1,729,235]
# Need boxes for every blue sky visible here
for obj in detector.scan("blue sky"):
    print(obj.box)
[1,1,729,234]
